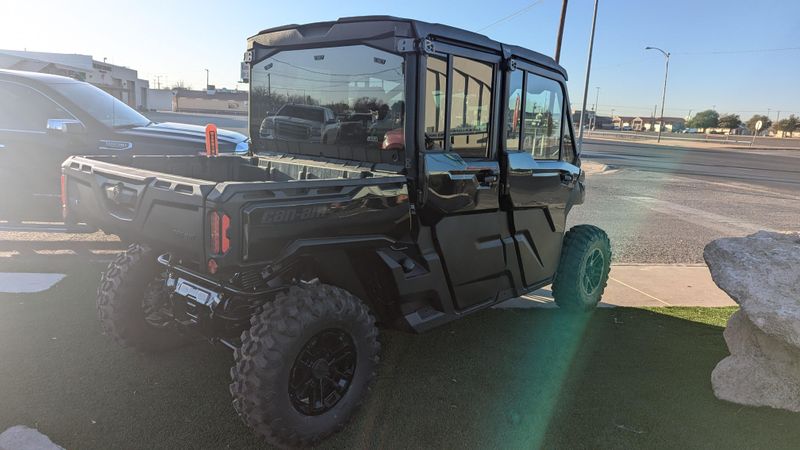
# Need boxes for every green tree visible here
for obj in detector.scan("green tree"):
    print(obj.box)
[774,115,799,136]
[718,114,742,130]
[687,109,719,129]
[746,114,772,135]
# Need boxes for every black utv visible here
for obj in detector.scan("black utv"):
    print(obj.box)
[62,16,611,447]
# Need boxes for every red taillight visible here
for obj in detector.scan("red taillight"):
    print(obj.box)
[221,213,231,254]
[60,174,67,219]
[60,175,66,206]
[209,211,221,254]
[209,211,231,256]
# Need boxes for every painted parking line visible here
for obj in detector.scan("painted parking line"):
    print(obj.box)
[0,273,66,293]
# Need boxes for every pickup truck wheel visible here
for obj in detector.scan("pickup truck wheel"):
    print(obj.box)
[97,243,186,352]
[230,283,380,447]
[552,225,612,312]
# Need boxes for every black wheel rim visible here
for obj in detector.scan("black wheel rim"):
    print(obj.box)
[289,328,357,416]
[582,248,605,295]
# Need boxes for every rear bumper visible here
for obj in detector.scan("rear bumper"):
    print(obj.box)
[157,253,278,298]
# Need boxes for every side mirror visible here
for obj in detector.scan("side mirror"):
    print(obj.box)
[47,119,86,135]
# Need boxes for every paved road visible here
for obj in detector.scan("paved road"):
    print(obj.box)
[581,139,800,191]
[570,140,799,264]
[587,130,800,149]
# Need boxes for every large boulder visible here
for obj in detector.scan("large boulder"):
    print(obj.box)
[704,231,800,412]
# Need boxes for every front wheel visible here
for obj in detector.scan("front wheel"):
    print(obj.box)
[552,225,612,312]
[230,283,380,448]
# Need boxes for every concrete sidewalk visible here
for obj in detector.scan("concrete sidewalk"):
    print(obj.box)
[497,264,736,309]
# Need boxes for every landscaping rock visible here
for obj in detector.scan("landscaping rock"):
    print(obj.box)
[704,231,800,412]
[0,426,64,450]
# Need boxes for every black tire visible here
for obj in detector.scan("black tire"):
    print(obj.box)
[552,225,612,312]
[97,243,186,352]
[230,283,380,448]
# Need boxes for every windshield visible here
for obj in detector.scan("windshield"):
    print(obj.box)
[251,44,405,163]
[278,105,326,122]
[49,81,150,128]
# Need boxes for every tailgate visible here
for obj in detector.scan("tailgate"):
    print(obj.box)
[62,156,217,262]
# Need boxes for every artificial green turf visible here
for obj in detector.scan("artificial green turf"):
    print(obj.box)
[1,273,797,450]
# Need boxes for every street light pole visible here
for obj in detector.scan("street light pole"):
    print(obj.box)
[578,0,599,149]
[554,0,569,63]
[645,46,670,143]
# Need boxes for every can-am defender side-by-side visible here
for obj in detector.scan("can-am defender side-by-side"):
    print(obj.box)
[62,16,611,447]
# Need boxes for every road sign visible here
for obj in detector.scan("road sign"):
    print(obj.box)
[751,120,764,147]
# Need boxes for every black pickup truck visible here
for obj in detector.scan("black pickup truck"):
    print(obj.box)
[0,69,248,221]
[63,16,611,447]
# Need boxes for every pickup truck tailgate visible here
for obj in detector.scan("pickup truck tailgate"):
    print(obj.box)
[62,156,216,262]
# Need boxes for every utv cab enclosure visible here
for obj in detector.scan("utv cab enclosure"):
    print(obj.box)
[64,16,610,447]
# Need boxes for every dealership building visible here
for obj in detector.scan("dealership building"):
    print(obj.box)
[0,49,149,109]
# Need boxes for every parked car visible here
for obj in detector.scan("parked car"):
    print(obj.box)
[0,69,249,221]
[64,16,611,448]
[258,103,339,143]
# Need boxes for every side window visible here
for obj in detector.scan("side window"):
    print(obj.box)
[449,56,493,158]
[505,70,523,151]
[0,81,72,131]
[522,73,563,160]
[562,120,576,163]
[424,57,447,149]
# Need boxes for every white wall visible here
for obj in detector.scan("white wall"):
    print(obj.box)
[147,89,173,111]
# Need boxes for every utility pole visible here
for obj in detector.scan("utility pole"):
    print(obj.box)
[592,86,600,130]
[578,0,599,149]
[645,46,670,142]
[554,0,569,63]
[652,104,657,131]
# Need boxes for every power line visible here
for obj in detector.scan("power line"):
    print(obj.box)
[673,46,800,56]
[476,0,546,32]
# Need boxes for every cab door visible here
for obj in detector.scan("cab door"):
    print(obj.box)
[502,68,582,288]
[419,46,516,311]
[0,80,83,220]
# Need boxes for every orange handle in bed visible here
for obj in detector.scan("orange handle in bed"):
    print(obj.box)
[205,124,219,156]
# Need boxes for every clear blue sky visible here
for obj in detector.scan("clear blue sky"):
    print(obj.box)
[2,0,798,120]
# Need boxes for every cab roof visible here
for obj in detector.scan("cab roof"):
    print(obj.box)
[248,15,567,79]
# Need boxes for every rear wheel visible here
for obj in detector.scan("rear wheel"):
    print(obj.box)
[552,225,612,312]
[97,243,186,352]
[230,283,379,447]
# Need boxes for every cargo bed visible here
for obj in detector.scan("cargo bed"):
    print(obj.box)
[62,153,409,271]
